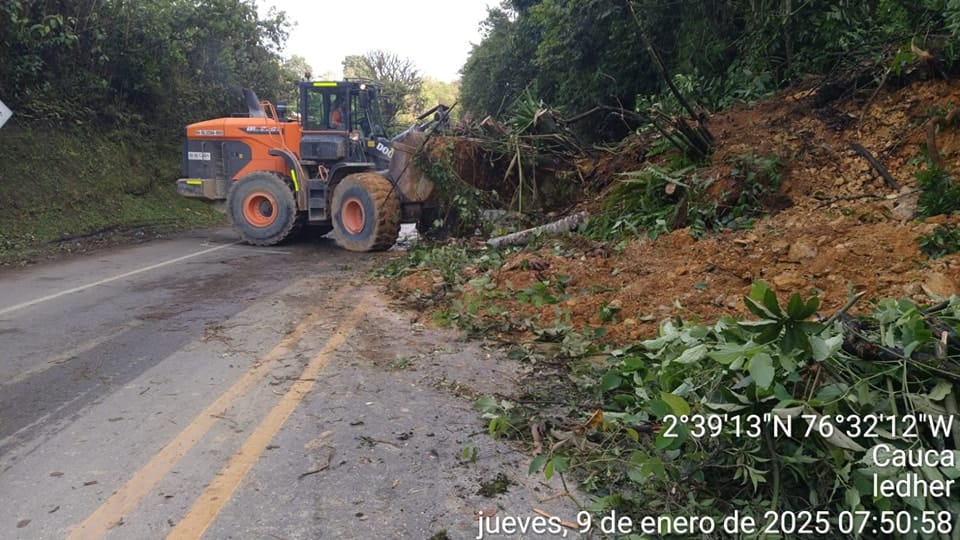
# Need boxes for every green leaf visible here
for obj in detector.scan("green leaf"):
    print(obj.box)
[642,457,666,480]
[810,334,843,362]
[928,380,953,401]
[773,383,793,401]
[646,399,673,418]
[755,322,784,344]
[800,296,820,319]
[845,486,861,509]
[621,357,646,372]
[778,353,797,372]
[786,293,805,319]
[600,371,623,391]
[529,454,548,475]
[748,353,775,389]
[796,321,825,333]
[474,396,499,413]
[762,288,784,317]
[628,450,663,483]
[750,280,770,302]
[743,296,773,319]
[805,410,865,451]
[708,343,749,365]
[739,320,783,344]
[738,320,781,332]
[941,452,960,479]
[655,427,679,450]
[544,458,554,479]
[781,325,810,355]
[674,344,707,364]
[659,391,691,416]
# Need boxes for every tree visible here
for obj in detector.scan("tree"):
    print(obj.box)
[341,50,422,129]
[280,54,312,105]
[459,0,960,142]
[416,77,461,122]
[284,54,312,82]
[0,0,293,132]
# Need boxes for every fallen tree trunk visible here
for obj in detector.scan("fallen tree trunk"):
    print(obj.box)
[486,212,588,248]
[849,142,899,189]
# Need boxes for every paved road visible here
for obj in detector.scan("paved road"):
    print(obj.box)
[0,229,580,540]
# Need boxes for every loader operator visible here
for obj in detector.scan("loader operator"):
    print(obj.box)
[330,95,347,129]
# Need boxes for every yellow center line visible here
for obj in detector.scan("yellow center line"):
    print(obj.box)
[167,291,374,540]
[68,283,355,540]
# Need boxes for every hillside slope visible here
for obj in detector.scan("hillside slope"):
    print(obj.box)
[0,124,222,264]
[394,79,960,343]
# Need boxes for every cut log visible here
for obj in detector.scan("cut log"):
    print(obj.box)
[479,116,508,136]
[486,212,588,248]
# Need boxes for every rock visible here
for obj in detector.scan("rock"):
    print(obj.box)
[787,240,818,261]
[770,240,790,255]
[904,282,924,297]
[924,214,950,226]
[888,191,918,221]
[921,272,958,298]
[773,272,808,290]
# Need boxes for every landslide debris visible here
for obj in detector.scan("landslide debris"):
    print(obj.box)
[390,79,960,343]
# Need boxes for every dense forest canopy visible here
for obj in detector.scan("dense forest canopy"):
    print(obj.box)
[3,0,960,139]
[0,0,297,133]
[460,0,960,138]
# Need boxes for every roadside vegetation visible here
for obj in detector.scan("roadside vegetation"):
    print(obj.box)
[0,127,222,263]
[379,234,960,538]
[0,0,294,262]
[0,0,454,262]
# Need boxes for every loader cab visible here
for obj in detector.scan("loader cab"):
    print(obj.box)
[298,81,389,168]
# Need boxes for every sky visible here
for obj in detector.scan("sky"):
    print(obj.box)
[257,0,498,82]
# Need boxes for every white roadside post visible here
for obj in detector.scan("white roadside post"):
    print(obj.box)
[0,99,12,129]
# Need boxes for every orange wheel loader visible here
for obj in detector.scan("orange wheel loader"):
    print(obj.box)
[176,81,448,251]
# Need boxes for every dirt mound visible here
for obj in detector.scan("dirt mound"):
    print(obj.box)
[399,79,960,344]
[472,210,958,344]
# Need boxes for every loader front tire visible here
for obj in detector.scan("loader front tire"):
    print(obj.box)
[331,173,400,252]
[227,172,298,246]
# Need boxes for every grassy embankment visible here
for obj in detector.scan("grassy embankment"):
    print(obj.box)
[0,122,223,263]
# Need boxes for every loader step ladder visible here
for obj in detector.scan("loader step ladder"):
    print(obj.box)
[307,179,328,221]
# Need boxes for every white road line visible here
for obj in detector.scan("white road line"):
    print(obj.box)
[222,245,293,255]
[0,242,238,318]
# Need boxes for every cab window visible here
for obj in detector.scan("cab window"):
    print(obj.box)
[304,87,348,131]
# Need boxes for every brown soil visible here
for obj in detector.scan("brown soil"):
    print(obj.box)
[398,79,960,345]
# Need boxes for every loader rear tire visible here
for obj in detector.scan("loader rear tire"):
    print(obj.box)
[227,172,298,246]
[331,172,400,252]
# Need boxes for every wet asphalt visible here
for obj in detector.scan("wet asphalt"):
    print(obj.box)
[0,228,581,540]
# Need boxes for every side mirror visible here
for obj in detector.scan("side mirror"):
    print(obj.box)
[276,102,287,118]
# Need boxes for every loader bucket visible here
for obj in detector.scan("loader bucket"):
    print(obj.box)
[388,129,435,203]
